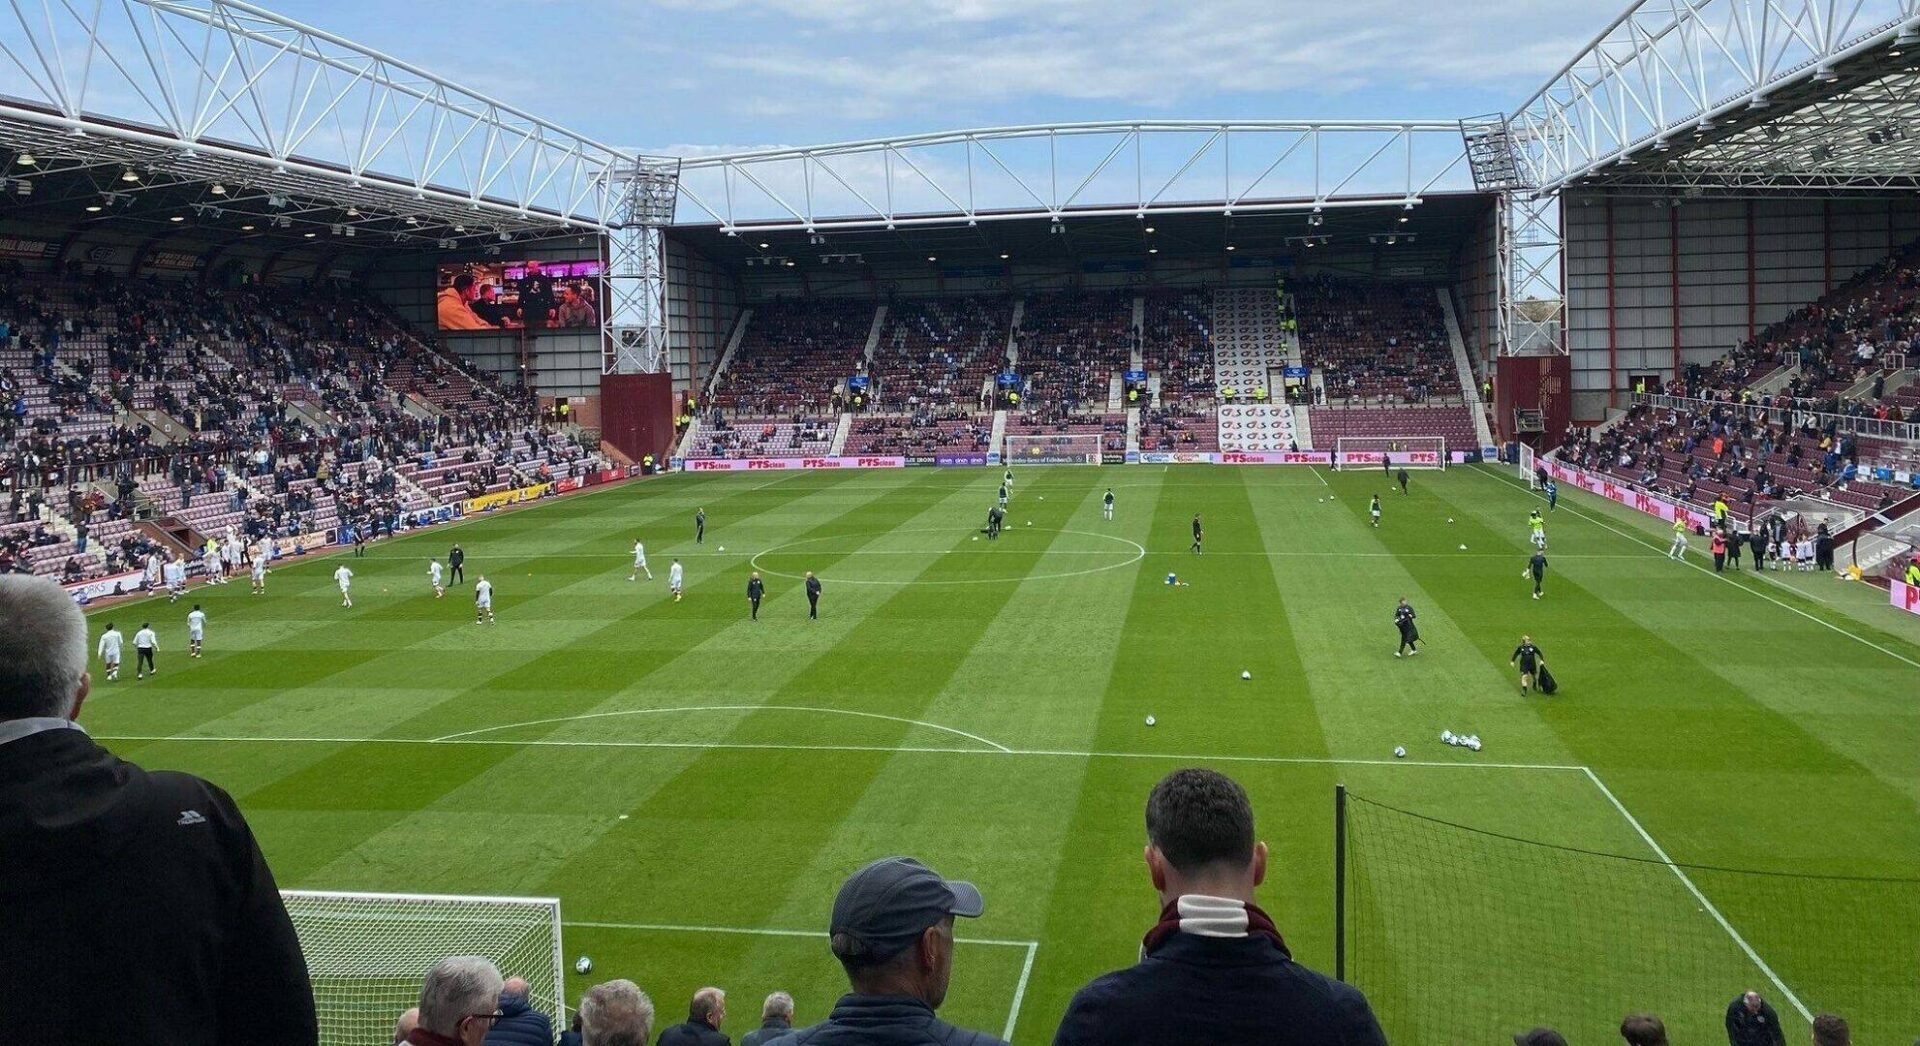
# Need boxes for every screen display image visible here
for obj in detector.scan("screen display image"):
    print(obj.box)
[436,259,603,331]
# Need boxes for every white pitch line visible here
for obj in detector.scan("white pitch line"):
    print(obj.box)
[430,704,1014,753]
[1307,465,1333,489]
[1004,941,1038,1042]
[1580,767,1813,1024]
[95,733,1587,771]
[566,919,1036,949]
[1469,467,1920,669]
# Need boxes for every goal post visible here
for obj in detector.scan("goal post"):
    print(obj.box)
[1332,437,1447,470]
[1518,441,1539,487]
[1003,433,1102,465]
[281,890,564,1046]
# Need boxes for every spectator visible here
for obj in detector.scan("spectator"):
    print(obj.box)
[1051,768,1386,1046]
[485,976,553,1046]
[0,574,317,1046]
[408,956,505,1046]
[657,987,728,1046]
[396,1008,422,1044]
[740,992,795,1046]
[1727,991,1787,1046]
[1515,1031,1568,1046]
[781,856,1008,1046]
[579,979,654,1046]
[1812,1014,1849,1046]
[1621,1014,1668,1046]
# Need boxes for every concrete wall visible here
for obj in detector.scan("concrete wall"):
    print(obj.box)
[1564,194,1920,420]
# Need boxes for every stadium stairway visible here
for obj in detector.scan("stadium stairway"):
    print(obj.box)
[1004,301,1024,364]
[1438,289,1495,450]
[702,308,755,400]
[1126,408,1140,454]
[863,305,888,364]
[990,410,1009,456]
[1292,404,1314,449]
[1131,296,1147,370]
[829,413,854,455]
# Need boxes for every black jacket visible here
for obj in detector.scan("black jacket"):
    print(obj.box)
[742,1017,795,1046]
[772,994,1007,1046]
[1050,931,1385,1046]
[485,994,555,1046]
[1725,998,1786,1046]
[0,725,316,1046]
[806,577,822,599]
[748,578,765,600]
[659,1019,730,1046]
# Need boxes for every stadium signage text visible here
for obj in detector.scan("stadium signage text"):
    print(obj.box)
[1219,451,1330,465]
[683,456,906,472]
[1543,458,1711,531]
[1891,579,1920,618]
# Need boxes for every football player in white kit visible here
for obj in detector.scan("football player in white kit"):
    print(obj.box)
[187,604,207,658]
[96,621,124,681]
[668,558,684,602]
[474,575,495,624]
[429,558,445,598]
[334,563,354,607]
[629,539,652,581]
[250,544,269,594]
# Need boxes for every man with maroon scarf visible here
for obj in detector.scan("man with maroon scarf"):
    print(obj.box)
[1050,768,1386,1046]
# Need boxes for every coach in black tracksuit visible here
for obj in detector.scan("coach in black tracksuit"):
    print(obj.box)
[1393,598,1419,656]
[747,572,765,620]
[805,571,822,619]
[449,543,465,583]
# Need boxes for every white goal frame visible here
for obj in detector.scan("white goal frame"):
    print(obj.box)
[1331,436,1448,470]
[1518,442,1540,487]
[1003,433,1103,465]
[281,889,565,1046]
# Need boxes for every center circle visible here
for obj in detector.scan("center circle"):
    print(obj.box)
[748,526,1146,586]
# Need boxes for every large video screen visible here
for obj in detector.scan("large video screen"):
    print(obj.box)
[435,259,603,332]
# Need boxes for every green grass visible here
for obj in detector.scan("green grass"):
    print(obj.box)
[83,465,1920,1044]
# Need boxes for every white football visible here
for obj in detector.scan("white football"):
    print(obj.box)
[1145,715,1156,726]
[574,956,593,975]
[1038,495,1045,500]
[1393,746,1406,758]
[1026,521,1032,526]
[971,536,978,541]
[718,546,725,552]
[1458,544,1468,550]
[1240,670,1252,680]
[1447,518,1455,524]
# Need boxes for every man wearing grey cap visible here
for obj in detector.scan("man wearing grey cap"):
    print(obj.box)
[776,856,1009,1046]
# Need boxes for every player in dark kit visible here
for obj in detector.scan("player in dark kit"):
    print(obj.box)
[1393,597,1420,656]
[695,507,706,544]
[1510,635,1545,694]
[1545,479,1559,511]
[1396,468,1409,495]
[1190,514,1203,554]
[985,505,1005,539]
[805,571,821,619]
[1528,549,1548,599]
[448,543,465,583]
[746,571,765,620]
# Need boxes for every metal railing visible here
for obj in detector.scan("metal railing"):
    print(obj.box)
[1632,393,1920,443]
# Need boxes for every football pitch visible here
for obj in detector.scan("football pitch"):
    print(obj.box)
[84,464,1919,1044]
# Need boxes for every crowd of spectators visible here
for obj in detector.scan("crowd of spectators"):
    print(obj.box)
[1140,289,1215,405]
[873,296,1010,412]
[1138,404,1220,452]
[1292,276,1459,403]
[843,408,992,457]
[713,300,871,418]
[1012,290,1134,414]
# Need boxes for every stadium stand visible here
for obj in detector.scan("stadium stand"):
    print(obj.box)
[871,296,1009,411]
[1138,404,1220,452]
[711,299,872,417]
[1013,289,1134,414]
[1293,276,1460,403]
[1312,405,1478,455]
[1004,412,1128,455]
[842,409,992,456]
[1141,288,1216,405]
[680,416,834,459]
[1210,287,1291,396]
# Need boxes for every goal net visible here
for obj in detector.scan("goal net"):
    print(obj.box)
[1332,436,1446,470]
[1003,433,1102,465]
[1518,441,1540,486]
[282,890,565,1046]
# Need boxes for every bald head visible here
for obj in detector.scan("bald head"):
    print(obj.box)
[502,977,530,999]
[392,1007,419,1044]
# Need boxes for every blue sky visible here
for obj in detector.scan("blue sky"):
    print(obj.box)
[273,0,1609,155]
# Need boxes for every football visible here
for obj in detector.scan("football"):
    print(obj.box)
[574,956,593,975]
[1145,715,1156,726]
[1240,669,1252,680]
[718,546,725,552]
[1393,746,1407,758]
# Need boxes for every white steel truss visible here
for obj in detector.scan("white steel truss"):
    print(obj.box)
[672,121,1473,231]
[598,159,680,375]
[1511,0,1920,194]
[0,0,631,237]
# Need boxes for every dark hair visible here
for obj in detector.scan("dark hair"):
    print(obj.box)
[452,272,475,292]
[1812,1014,1849,1046]
[1145,768,1255,871]
[1620,1013,1668,1046]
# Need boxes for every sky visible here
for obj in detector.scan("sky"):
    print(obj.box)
[270,0,1609,157]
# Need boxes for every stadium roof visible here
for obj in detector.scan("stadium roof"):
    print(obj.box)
[1509,0,1920,198]
[671,191,1493,275]
[0,0,631,250]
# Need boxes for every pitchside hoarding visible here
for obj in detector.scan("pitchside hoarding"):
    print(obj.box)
[682,456,906,471]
